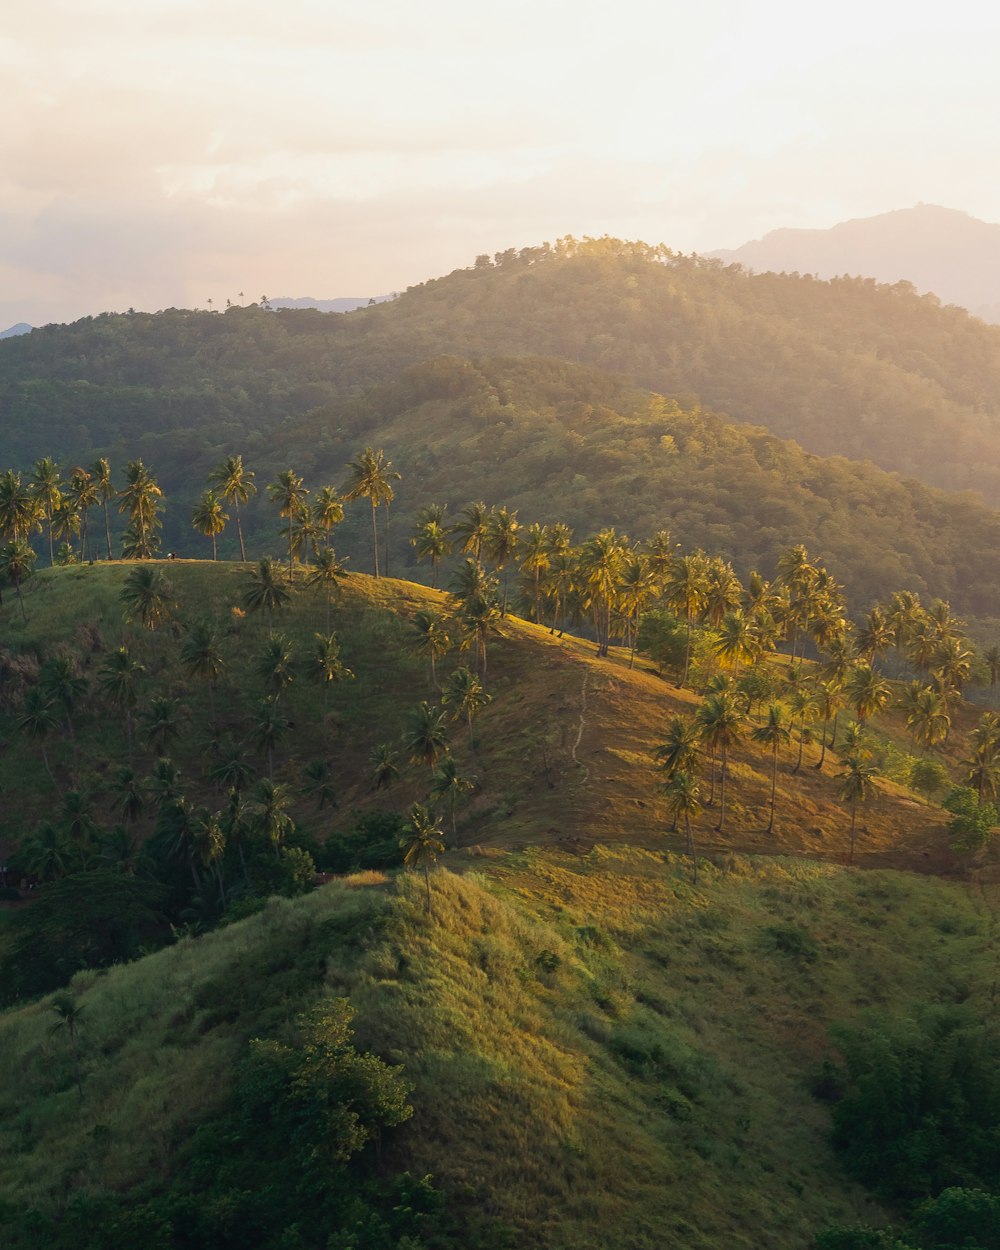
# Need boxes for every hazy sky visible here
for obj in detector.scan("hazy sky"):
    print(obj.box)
[4,0,999,325]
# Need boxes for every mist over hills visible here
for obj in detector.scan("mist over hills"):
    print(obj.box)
[709,204,1000,323]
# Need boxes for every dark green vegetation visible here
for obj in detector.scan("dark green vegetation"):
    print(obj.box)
[7,241,1000,622]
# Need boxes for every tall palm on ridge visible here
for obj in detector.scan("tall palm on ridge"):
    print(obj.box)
[209,455,256,562]
[341,447,400,579]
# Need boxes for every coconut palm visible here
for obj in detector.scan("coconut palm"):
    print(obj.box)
[18,687,58,785]
[430,757,474,836]
[341,447,400,578]
[369,743,400,791]
[653,715,701,781]
[0,539,36,621]
[255,634,296,701]
[845,664,891,726]
[209,454,257,561]
[98,645,145,761]
[191,490,229,559]
[30,457,63,564]
[180,620,225,722]
[111,766,145,826]
[49,992,85,1097]
[143,696,182,755]
[905,687,951,755]
[88,457,114,559]
[403,701,450,770]
[0,470,38,544]
[578,527,627,657]
[837,755,879,864]
[518,522,550,622]
[451,501,491,562]
[21,822,72,881]
[750,703,792,833]
[441,665,492,750]
[411,609,451,690]
[312,486,345,550]
[66,467,99,561]
[40,656,86,741]
[307,632,354,713]
[402,802,446,914]
[117,459,163,558]
[661,770,702,868]
[267,470,309,574]
[249,696,287,777]
[248,777,294,858]
[305,547,349,630]
[120,565,170,631]
[411,518,452,589]
[485,506,520,615]
[664,552,709,687]
[984,646,1000,706]
[242,556,291,634]
[697,691,744,832]
[207,738,256,795]
[303,759,337,811]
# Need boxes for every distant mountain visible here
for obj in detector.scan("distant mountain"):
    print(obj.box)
[710,204,1000,322]
[0,322,32,339]
[268,295,394,313]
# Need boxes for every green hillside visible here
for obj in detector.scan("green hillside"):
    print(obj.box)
[6,238,1000,505]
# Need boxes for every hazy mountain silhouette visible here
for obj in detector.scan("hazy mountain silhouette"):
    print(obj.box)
[710,204,1000,322]
[269,295,394,312]
[0,322,32,339]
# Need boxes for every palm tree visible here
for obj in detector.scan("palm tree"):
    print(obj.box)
[18,687,58,785]
[845,664,891,726]
[664,552,709,687]
[305,547,349,631]
[303,760,337,810]
[248,777,294,858]
[191,490,229,559]
[411,518,452,589]
[984,645,1000,706]
[209,454,257,561]
[66,467,99,561]
[250,696,287,777]
[404,701,450,770]
[451,501,490,563]
[485,506,520,615]
[905,687,951,755]
[661,770,702,869]
[242,557,291,634]
[311,486,345,551]
[578,528,627,657]
[267,470,309,575]
[207,738,256,794]
[341,447,400,578]
[411,609,451,690]
[812,678,843,770]
[618,551,657,668]
[89,457,114,559]
[750,704,792,833]
[307,632,354,713]
[697,691,744,832]
[456,589,502,677]
[117,460,163,558]
[30,457,62,565]
[49,992,85,1097]
[0,539,36,621]
[120,565,170,630]
[369,742,400,790]
[111,766,145,826]
[21,822,72,881]
[98,645,145,761]
[255,634,296,702]
[143,696,182,755]
[40,655,86,741]
[653,715,700,781]
[402,802,446,914]
[837,755,879,864]
[430,757,474,836]
[441,665,492,750]
[180,620,225,722]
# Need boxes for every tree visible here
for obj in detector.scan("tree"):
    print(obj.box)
[305,547,349,631]
[697,691,744,832]
[249,778,295,858]
[250,696,287,777]
[0,539,36,621]
[191,490,229,559]
[837,755,879,863]
[429,756,474,836]
[307,632,353,714]
[243,556,291,634]
[18,686,58,785]
[89,457,114,559]
[267,470,309,575]
[451,500,490,562]
[0,469,38,544]
[369,742,400,790]
[120,565,170,631]
[751,703,792,833]
[255,634,296,701]
[653,715,700,781]
[664,552,709,687]
[209,454,257,561]
[66,466,99,561]
[341,447,400,578]
[485,505,520,615]
[117,459,163,558]
[111,766,145,825]
[98,644,145,761]
[143,696,182,755]
[402,802,446,913]
[846,664,891,726]
[30,457,62,565]
[905,687,950,755]
[661,770,702,870]
[411,609,451,690]
[180,620,225,722]
[49,992,85,1097]
[441,665,492,750]
[403,701,450,770]
[410,516,452,589]
[302,759,337,811]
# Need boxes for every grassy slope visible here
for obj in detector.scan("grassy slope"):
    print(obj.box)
[1,564,997,1248]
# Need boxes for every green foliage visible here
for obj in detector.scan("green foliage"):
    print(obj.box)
[942,786,998,851]
[909,758,950,804]
[912,1187,1000,1250]
[828,1006,1000,1201]
[814,1229,913,1250]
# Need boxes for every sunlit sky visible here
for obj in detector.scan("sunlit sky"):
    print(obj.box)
[3,0,999,326]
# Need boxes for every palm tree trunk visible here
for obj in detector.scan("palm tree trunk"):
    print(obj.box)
[849,800,857,863]
[235,501,246,561]
[815,715,830,769]
[715,747,728,831]
[423,863,431,914]
[384,501,391,578]
[370,499,380,578]
[767,747,777,833]
[40,743,55,787]
[103,500,112,559]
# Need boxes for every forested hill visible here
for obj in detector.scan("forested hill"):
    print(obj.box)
[6,238,1000,502]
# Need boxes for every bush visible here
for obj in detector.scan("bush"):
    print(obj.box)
[943,786,998,852]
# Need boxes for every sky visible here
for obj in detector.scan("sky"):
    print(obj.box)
[3,0,1000,326]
